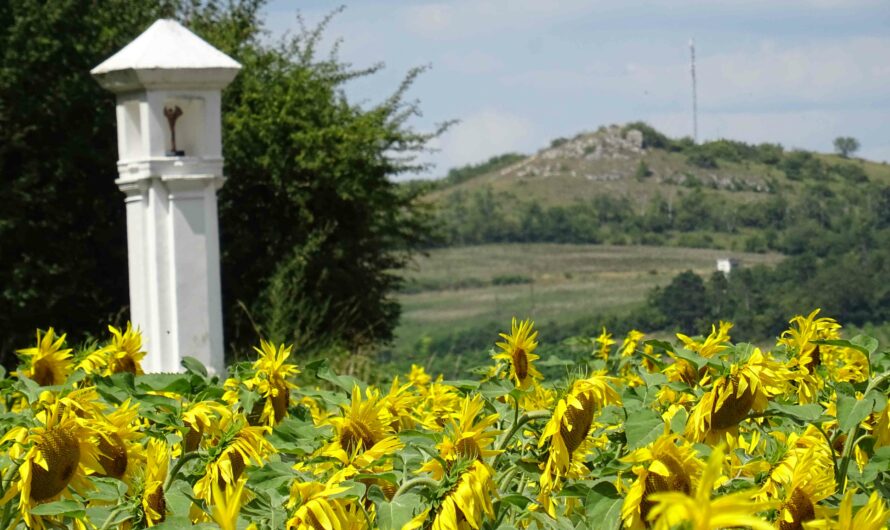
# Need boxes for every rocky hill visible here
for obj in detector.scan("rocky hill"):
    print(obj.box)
[423,122,890,250]
[427,123,888,208]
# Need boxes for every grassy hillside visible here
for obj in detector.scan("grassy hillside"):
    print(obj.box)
[422,124,890,252]
[387,243,782,374]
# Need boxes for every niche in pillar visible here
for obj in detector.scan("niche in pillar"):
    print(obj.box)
[117,98,144,161]
[161,95,205,158]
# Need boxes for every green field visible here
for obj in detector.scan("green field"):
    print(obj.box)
[392,243,782,362]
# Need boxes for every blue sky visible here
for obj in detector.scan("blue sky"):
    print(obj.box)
[263,0,890,178]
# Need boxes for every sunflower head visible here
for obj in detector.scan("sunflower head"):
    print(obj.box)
[539,375,620,491]
[621,434,704,530]
[431,461,496,530]
[16,328,73,386]
[139,438,169,527]
[105,322,147,375]
[330,386,392,457]
[248,339,300,425]
[493,317,542,389]
[419,394,502,479]
[9,403,103,528]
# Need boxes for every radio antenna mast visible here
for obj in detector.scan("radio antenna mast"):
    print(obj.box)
[689,38,698,144]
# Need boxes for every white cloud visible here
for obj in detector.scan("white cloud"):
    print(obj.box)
[437,109,534,169]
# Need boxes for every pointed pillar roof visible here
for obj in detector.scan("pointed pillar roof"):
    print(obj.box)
[91,19,241,92]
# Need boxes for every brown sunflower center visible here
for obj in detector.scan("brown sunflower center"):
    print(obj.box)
[710,375,756,430]
[307,508,329,530]
[217,450,246,490]
[640,453,691,524]
[31,358,58,387]
[97,432,128,479]
[340,420,377,454]
[512,348,529,382]
[804,345,821,371]
[455,437,482,460]
[30,425,81,501]
[559,392,596,455]
[112,354,138,374]
[778,487,815,530]
[271,382,289,424]
[145,484,167,523]
[184,424,203,452]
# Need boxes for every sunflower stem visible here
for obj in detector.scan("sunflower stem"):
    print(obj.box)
[0,459,23,505]
[497,410,550,452]
[392,477,440,500]
[98,508,129,530]
[165,450,203,491]
[836,423,859,493]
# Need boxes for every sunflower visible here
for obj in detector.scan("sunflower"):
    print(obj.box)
[539,375,620,492]
[595,327,615,361]
[95,399,144,482]
[774,446,835,530]
[105,323,147,375]
[246,339,300,426]
[875,400,890,449]
[180,400,231,453]
[286,479,365,530]
[419,394,502,479]
[192,415,272,521]
[685,348,788,443]
[493,318,542,389]
[382,376,422,432]
[409,364,432,387]
[211,475,250,530]
[676,321,733,358]
[417,378,463,431]
[646,445,776,530]
[1,403,102,529]
[324,386,403,467]
[621,434,705,530]
[779,309,840,370]
[140,439,169,527]
[431,461,497,530]
[15,328,73,386]
[620,330,645,358]
[760,427,834,530]
[806,489,890,530]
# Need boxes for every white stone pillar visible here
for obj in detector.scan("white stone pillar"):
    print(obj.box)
[91,20,241,374]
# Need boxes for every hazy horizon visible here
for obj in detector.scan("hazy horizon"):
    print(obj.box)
[264,1,890,178]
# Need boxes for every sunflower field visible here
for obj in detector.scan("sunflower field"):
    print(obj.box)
[1,310,889,529]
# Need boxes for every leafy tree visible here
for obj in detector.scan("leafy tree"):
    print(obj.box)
[0,1,171,365]
[652,270,709,332]
[833,136,860,158]
[0,1,440,363]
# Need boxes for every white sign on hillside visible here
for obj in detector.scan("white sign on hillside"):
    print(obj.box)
[91,19,241,375]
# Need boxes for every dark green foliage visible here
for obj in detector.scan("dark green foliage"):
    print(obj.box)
[0,0,173,364]
[833,136,860,158]
[634,160,652,180]
[830,162,868,183]
[651,270,710,332]
[0,1,438,363]
[780,150,826,181]
[199,8,440,356]
[622,122,670,149]
[686,147,718,169]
